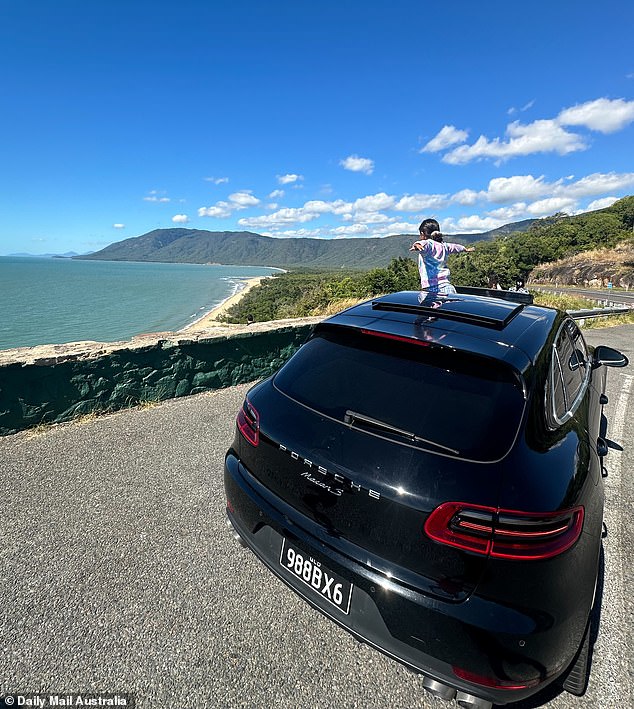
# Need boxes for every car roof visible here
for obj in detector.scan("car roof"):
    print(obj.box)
[320,289,560,375]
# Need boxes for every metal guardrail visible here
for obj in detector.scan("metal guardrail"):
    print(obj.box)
[567,306,631,320]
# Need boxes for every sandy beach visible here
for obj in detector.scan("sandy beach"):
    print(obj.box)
[182,276,268,332]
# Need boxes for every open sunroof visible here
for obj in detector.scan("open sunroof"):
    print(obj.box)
[371,292,525,330]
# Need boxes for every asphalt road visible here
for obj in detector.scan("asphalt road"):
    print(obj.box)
[1,325,632,709]
[532,285,634,309]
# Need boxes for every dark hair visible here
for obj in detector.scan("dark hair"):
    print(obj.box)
[419,218,443,242]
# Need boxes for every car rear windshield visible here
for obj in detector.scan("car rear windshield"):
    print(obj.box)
[273,327,526,462]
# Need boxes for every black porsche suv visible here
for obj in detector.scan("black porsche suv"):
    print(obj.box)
[224,289,628,708]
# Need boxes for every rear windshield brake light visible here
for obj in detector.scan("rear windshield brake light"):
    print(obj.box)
[425,502,584,560]
[360,329,431,346]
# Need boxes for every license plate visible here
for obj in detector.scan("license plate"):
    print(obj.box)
[279,539,353,614]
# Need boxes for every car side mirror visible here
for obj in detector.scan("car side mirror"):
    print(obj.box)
[592,345,629,369]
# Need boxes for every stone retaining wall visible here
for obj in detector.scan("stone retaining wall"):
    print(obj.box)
[0,318,321,436]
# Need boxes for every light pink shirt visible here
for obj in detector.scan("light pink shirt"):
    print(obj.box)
[414,239,466,289]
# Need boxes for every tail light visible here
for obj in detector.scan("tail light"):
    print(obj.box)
[237,399,259,446]
[425,502,584,560]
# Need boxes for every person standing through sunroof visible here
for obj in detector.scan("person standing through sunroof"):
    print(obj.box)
[409,218,473,294]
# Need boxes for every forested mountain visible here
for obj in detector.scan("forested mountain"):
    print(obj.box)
[77,220,536,270]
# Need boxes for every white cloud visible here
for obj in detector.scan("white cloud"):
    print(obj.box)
[340,155,374,175]
[144,195,171,202]
[421,125,468,153]
[486,203,529,221]
[172,214,189,224]
[204,176,229,184]
[426,97,634,166]
[451,189,481,206]
[525,197,577,216]
[558,98,634,134]
[331,224,373,236]
[352,192,395,212]
[394,193,449,212]
[198,201,233,218]
[238,207,320,229]
[357,212,391,224]
[507,99,535,116]
[586,196,620,210]
[561,171,634,198]
[447,215,506,232]
[112,223,125,229]
[484,175,553,203]
[302,199,350,215]
[270,228,325,239]
[228,191,260,208]
[374,221,421,235]
[444,120,586,164]
[269,189,285,199]
[277,173,303,185]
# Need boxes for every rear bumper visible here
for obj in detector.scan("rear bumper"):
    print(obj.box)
[224,452,579,705]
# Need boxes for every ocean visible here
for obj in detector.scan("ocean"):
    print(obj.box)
[0,257,280,351]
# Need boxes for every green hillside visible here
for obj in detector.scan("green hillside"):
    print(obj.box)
[76,220,536,270]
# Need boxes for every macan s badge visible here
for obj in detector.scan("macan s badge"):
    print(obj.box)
[279,443,381,499]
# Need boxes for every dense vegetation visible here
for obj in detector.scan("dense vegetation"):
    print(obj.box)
[217,259,421,322]
[219,196,634,323]
[450,196,634,288]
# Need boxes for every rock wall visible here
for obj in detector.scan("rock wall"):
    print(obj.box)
[530,243,634,288]
[0,318,321,436]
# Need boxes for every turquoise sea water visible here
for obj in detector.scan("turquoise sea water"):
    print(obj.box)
[0,257,280,350]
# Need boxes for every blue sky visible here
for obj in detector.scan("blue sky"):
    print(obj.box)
[2,0,633,255]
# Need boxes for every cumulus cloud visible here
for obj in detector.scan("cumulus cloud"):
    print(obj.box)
[394,193,449,212]
[340,155,375,175]
[451,189,481,206]
[484,175,554,203]
[112,223,125,229]
[558,98,634,133]
[352,192,395,212]
[269,189,285,199]
[444,215,505,233]
[198,201,233,218]
[586,196,619,210]
[238,207,321,229]
[486,204,530,221]
[425,97,634,165]
[204,176,229,184]
[444,120,586,164]
[277,174,303,185]
[421,125,469,153]
[172,214,189,224]
[561,171,634,198]
[228,191,260,208]
[524,197,577,216]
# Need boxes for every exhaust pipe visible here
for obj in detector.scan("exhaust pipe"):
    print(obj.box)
[225,516,247,547]
[421,677,456,700]
[455,691,493,709]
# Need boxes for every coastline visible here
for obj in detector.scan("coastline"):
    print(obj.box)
[182,276,267,332]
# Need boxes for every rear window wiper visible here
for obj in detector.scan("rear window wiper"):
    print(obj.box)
[344,410,459,455]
